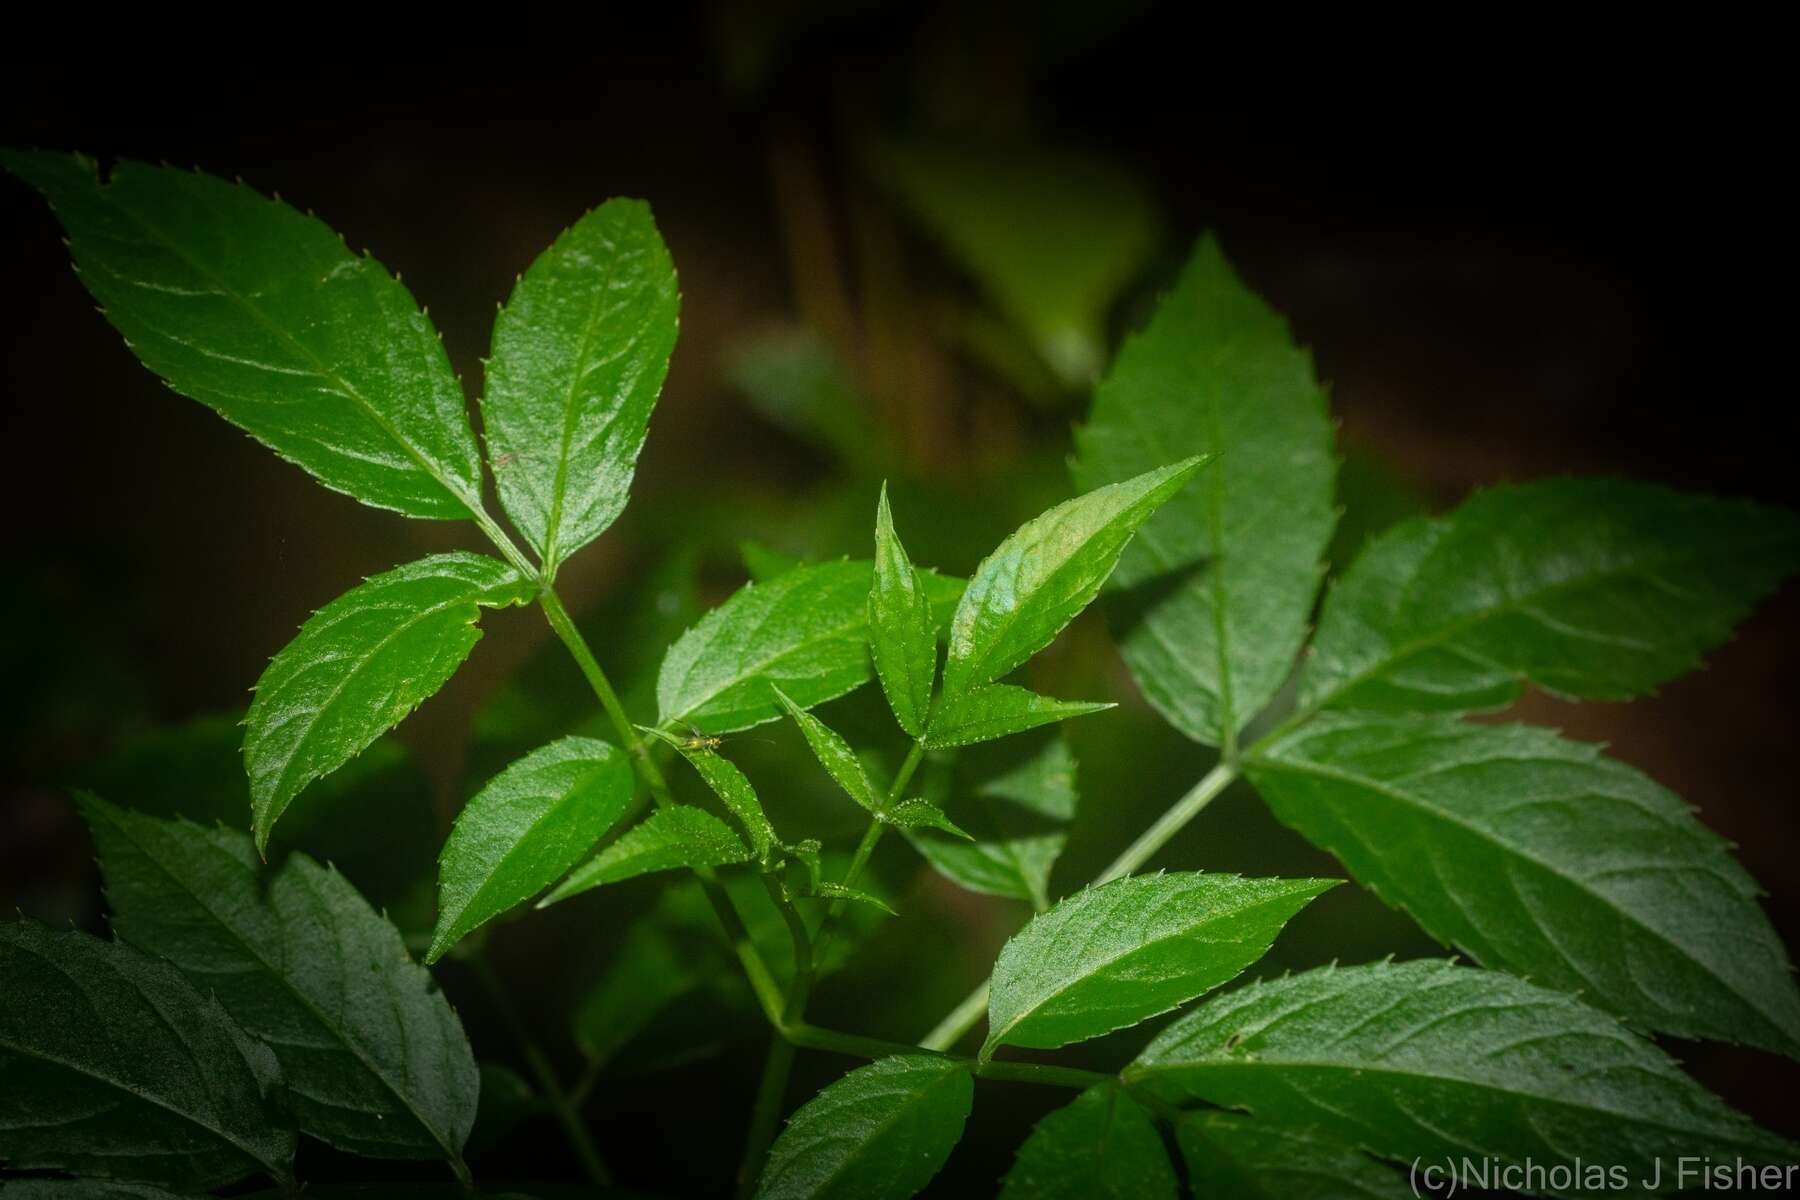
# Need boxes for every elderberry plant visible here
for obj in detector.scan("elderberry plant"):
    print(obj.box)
[4,151,1798,1199]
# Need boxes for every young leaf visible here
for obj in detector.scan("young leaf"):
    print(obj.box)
[3,152,485,520]
[938,458,1205,718]
[1174,1114,1409,1200]
[983,872,1334,1058]
[657,559,963,733]
[1247,713,1800,1057]
[804,882,898,915]
[755,1055,973,1200]
[870,485,938,738]
[78,796,480,1163]
[998,1083,1176,1200]
[0,920,295,1190]
[883,799,970,840]
[1071,237,1338,748]
[429,736,635,962]
[642,727,779,861]
[1302,480,1800,713]
[924,683,1112,749]
[772,683,884,813]
[911,735,1080,910]
[482,198,679,574]
[245,552,531,853]
[541,807,749,905]
[1129,960,1799,1189]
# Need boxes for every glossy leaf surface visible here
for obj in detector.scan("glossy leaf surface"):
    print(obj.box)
[1248,713,1800,1056]
[4,152,484,519]
[0,920,294,1190]
[482,198,679,572]
[80,796,478,1163]
[870,485,938,738]
[1130,960,1798,1194]
[984,872,1333,1056]
[245,552,530,852]
[938,458,1206,715]
[924,683,1110,749]
[658,560,963,733]
[1302,480,1800,713]
[645,728,779,862]
[1072,237,1337,747]
[542,807,749,905]
[755,1055,972,1200]
[773,684,883,813]
[430,736,634,961]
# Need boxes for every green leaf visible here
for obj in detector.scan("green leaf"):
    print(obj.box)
[870,485,938,738]
[924,683,1112,749]
[804,882,897,915]
[1247,713,1800,1057]
[911,735,1080,910]
[938,458,1206,717]
[772,684,883,813]
[1302,479,1800,713]
[245,551,530,853]
[868,140,1162,387]
[0,1184,197,1199]
[983,872,1333,1058]
[882,799,970,840]
[78,795,479,1163]
[755,1055,972,1200]
[1071,236,1338,748]
[1129,960,1799,1195]
[644,727,779,862]
[541,807,749,905]
[1173,1114,1408,1199]
[658,559,963,733]
[482,198,679,573]
[3,152,484,520]
[0,920,294,1190]
[999,1083,1175,1200]
[429,736,635,962]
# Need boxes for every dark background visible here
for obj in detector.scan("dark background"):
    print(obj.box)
[3,4,1794,1195]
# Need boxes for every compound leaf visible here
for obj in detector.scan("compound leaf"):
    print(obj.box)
[245,552,531,853]
[429,736,635,962]
[938,457,1206,715]
[541,807,749,905]
[755,1055,972,1200]
[1129,960,1799,1195]
[924,683,1111,749]
[482,198,679,573]
[0,920,294,1191]
[999,1083,1175,1200]
[1174,1114,1408,1199]
[983,872,1334,1058]
[4,151,485,519]
[658,560,963,734]
[870,485,938,738]
[1247,713,1800,1057]
[1072,237,1337,748]
[1302,480,1800,713]
[78,795,478,1164]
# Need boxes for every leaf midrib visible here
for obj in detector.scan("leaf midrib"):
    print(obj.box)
[1249,752,1786,1039]
[988,885,1316,1049]
[99,808,457,1160]
[777,1065,964,1188]
[99,171,481,517]
[0,940,288,1181]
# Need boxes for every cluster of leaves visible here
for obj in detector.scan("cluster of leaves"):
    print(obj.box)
[4,150,1798,1199]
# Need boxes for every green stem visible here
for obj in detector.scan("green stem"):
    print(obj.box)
[812,738,925,960]
[738,1034,798,1200]
[785,1023,1109,1091]
[472,507,543,583]
[918,760,1240,1052]
[537,583,786,1028]
[466,952,606,1187]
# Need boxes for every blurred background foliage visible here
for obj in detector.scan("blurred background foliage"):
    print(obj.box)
[2,2,1793,1193]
